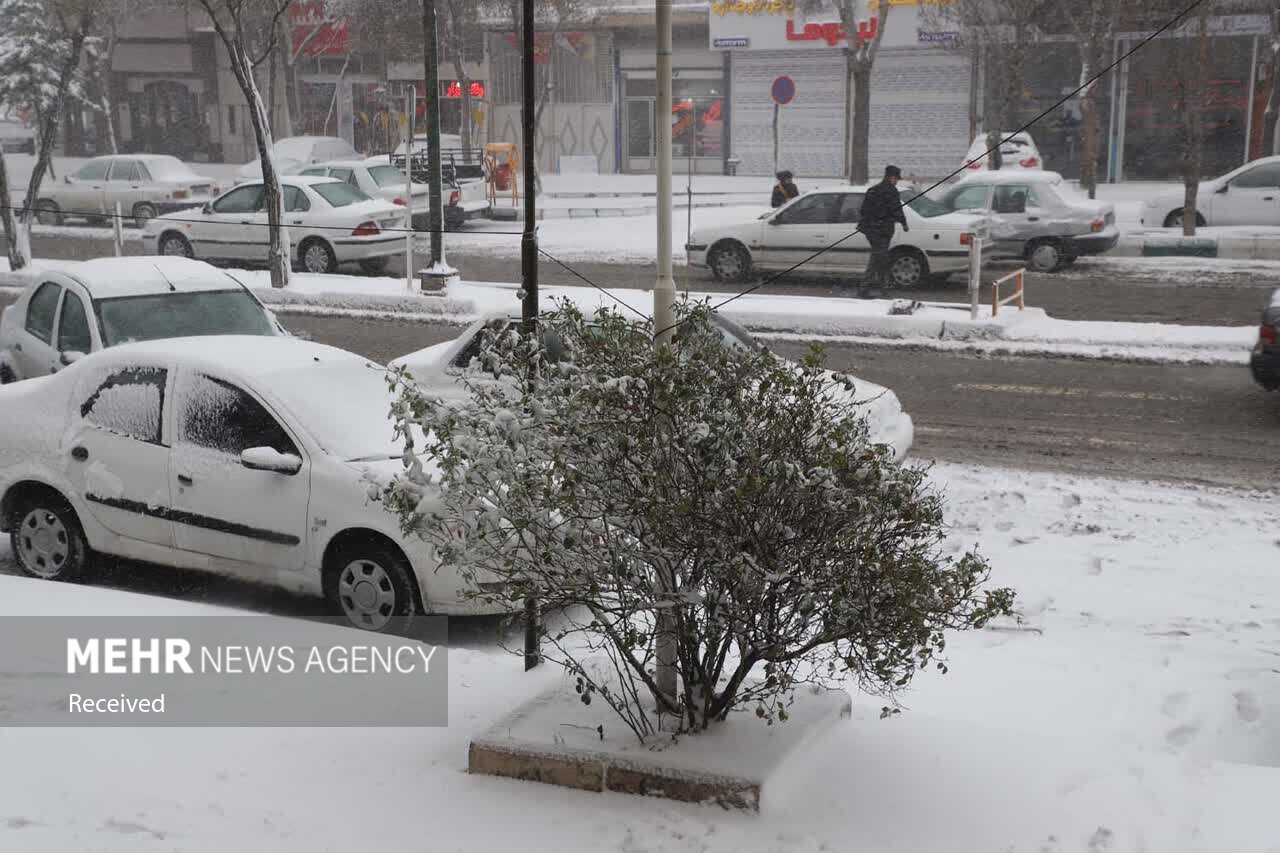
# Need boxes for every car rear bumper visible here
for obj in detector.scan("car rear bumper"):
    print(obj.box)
[1251,348,1280,390]
[686,243,708,267]
[1065,227,1119,256]
[332,234,404,260]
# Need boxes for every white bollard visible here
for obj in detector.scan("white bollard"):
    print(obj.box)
[113,202,124,257]
[968,235,982,320]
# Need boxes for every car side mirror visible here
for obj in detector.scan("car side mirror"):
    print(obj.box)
[1217,183,1229,195]
[64,176,71,184]
[241,447,302,475]
[201,203,212,214]
[768,217,782,226]
[59,351,85,366]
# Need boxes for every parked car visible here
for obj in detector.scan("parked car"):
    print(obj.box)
[962,131,1045,172]
[390,132,486,183]
[0,336,513,632]
[1139,156,1280,228]
[33,155,220,228]
[234,136,360,181]
[142,175,406,274]
[0,257,283,384]
[390,310,915,463]
[299,161,432,230]
[1251,289,1280,391]
[916,171,1117,272]
[685,186,986,288]
[0,116,35,154]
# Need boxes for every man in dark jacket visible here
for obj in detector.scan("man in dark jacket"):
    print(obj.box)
[771,170,799,208]
[858,165,908,293]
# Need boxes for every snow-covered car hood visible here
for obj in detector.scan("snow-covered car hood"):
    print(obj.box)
[689,211,772,243]
[235,158,305,180]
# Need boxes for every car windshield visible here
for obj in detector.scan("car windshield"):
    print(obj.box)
[312,181,371,207]
[96,290,276,347]
[267,361,418,460]
[369,165,405,187]
[145,157,200,181]
[909,194,953,218]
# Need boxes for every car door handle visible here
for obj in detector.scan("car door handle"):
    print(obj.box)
[71,446,88,461]
[177,474,194,486]
[240,220,251,224]
[291,219,303,224]
[1027,216,1039,221]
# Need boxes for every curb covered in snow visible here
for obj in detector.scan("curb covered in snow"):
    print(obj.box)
[1112,232,1280,261]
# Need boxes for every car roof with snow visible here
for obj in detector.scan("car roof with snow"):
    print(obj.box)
[954,170,1065,186]
[306,160,377,170]
[53,257,254,299]
[103,335,373,376]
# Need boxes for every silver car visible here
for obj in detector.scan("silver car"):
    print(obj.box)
[35,155,220,228]
[912,171,1118,272]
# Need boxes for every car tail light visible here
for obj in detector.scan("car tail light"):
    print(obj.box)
[172,189,190,200]
[392,197,406,206]
[1090,219,1105,233]
[966,161,982,170]
[352,221,380,236]
[449,190,460,206]
[1020,157,1040,168]
[960,232,972,245]
[1262,324,1278,346]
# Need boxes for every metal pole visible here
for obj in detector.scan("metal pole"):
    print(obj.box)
[422,0,444,268]
[113,201,123,257]
[653,0,678,714]
[968,235,981,320]
[405,89,416,290]
[1245,34,1259,165]
[520,0,541,673]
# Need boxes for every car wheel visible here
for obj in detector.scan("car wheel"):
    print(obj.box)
[708,241,752,282]
[324,538,420,634]
[358,257,389,275]
[132,202,158,228]
[159,232,193,258]
[1027,240,1065,273]
[34,200,61,227]
[1163,209,1207,229]
[10,492,88,582]
[888,249,928,288]
[0,363,16,384]
[300,239,338,274]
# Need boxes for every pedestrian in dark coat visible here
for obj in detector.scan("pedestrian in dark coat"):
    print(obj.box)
[858,165,909,293]
[771,170,799,208]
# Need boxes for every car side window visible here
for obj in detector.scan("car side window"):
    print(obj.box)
[107,160,141,182]
[24,282,61,344]
[451,319,510,369]
[776,194,842,225]
[81,367,167,445]
[178,373,298,458]
[992,185,1030,214]
[213,185,265,214]
[57,292,92,354]
[284,185,310,213]
[948,185,991,212]
[837,193,865,224]
[75,160,110,181]
[331,168,355,186]
[300,168,328,177]
[1231,164,1280,189]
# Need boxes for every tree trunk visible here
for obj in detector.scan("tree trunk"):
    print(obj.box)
[849,66,872,185]
[842,47,854,180]
[234,46,290,288]
[17,20,90,271]
[1080,88,1099,199]
[0,152,22,271]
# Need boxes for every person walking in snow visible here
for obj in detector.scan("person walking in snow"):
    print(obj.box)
[771,170,799,208]
[858,164,908,296]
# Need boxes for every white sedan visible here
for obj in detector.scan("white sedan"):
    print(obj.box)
[142,176,407,274]
[299,160,432,230]
[687,186,984,288]
[0,257,283,384]
[0,336,513,633]
[390,311,914,463]
[34,154,220,227]
[1139,156,1280,228]
[234,135,360,182]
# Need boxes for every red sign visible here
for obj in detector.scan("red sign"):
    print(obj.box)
[291,0,349,57]
[443,81,487,99]
[783,16,877,47]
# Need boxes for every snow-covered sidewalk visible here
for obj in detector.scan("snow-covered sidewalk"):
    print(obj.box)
[0,462,1275,851]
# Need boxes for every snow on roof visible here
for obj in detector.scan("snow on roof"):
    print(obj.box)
[62,257,248,299]
[308,160,372,169]
[955,170,1066,186]
[283,174,345,186]
[107,335,370,376]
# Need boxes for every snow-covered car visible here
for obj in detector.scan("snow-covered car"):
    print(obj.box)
[916,171,1117,272]
[685,186,985,287]
[390,311,914,463]
[0,335,513,632]
[34,155,220,228]
[234,136,360,182]
[1139,156,1280,228]
[302,159,490,231]
[0,257,283,384]
[142,175,407,274]
[962,131,1044,172]
[1250,289,1280,391]
[0,115,35,154]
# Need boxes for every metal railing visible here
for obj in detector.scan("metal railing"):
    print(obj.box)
[991,268,1026,316]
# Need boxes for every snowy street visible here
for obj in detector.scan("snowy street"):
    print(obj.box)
[0,462,1276,851]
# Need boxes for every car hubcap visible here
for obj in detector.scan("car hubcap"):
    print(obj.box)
[136,207,155,225]
[305,245,330,272]
[891,256,921,286]
[1032,245,1058,269]
[715,250,742,279]
[37,207,56,225]
[161,237,189,256]
[18,509,69,579]
[338,559,397,630]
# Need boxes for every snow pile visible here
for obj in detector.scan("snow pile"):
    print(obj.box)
[0,463,1276,850]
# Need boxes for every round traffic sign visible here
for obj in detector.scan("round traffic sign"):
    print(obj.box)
[771,76,795,106]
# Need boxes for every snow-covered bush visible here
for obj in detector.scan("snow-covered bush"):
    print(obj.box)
[383,302,1014,738]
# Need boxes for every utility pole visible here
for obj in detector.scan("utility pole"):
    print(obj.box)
[405,88,416,290]
[422,0,444,267]
[653,0,678,713]
[520,0,541,672]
